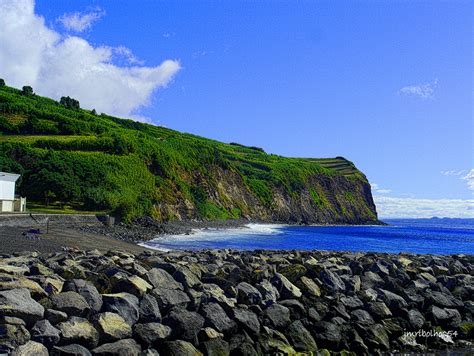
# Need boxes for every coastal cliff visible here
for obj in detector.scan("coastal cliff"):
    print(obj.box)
[0,84,377,223]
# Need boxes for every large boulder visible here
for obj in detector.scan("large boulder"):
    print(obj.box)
[146,269,183,290]
[286,320,317,352]
[163,308,205,342]
[102,293,140,326]
[57,316,99,349]
[112,275,152,297]
[91,338,141,355]
[200,302,236,335]
[11,341,48,356]
[0,317,30,353]
[94,312,132,343]
[271,273,302,299]
[0,288,44,326]
[31,319,61,348]
[236,282,262,305]
[138,294,161,323]
[159,340,203,356]
[51,291,91,317]
[231,308,260,336]
[152,287,190,312]
[133,322,172,346]
[262,304,291,329]
[319,269,345,292]
[173,267,201,290]
[63,279,103,313]
[255,280,280,306]
[51,344,92,355]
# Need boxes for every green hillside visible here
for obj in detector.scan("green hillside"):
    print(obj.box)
[0,83,377,223]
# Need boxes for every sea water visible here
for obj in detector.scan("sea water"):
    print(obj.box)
[142,218,474,255]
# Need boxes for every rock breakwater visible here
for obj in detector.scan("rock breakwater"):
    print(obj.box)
[0,249,472,355]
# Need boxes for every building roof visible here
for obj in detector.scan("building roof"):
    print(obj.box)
[0,172,20,182]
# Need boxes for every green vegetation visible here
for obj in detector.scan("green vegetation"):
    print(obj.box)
[0,84,375,222]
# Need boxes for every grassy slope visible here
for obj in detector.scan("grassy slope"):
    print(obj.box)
[0,85,376,222]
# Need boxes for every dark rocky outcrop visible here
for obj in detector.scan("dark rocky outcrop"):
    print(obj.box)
[0,249,472,354]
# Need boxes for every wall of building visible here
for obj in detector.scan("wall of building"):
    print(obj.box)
[0,180,16,201]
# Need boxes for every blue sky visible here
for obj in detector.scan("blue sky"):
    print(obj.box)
[1,0,472,217]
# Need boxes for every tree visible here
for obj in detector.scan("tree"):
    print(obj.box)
[60,96,80,110]
[21,86,33,96]
[0,79,5,87]
[91,109,97,115]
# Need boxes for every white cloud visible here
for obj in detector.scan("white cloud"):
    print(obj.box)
[0,0,181,120]
[398,78,438,99]
[370,183,391,194]
[441,170,467,176]
[113,46,144,65]
[462,169,474,191]
[58,8,105,33]
[374,195,474,219]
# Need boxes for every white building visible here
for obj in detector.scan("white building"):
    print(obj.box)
[0,172,26,212]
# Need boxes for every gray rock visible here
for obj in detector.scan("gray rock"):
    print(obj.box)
[236,282,262,305]
[312,321,341,348]
[146,269,183,290]
[255,280,279,305]
[31,319,61,348]
[112,275,152,297]
[102,293,140,326]
[361,271,385,289]
[427,291,463,308]
[91,338,141,355]
[340,296,364,309]
[262,303,291,329]
[11,341,48,356]
[286,320,318,352]
[298,276,321,297]
[51,291,91,317]
[63,279,103,313]
[379,289,408,310]
[279,299,306,320]
[51,343,92,355]
[45,309,68,324]
[371,261,390,276]
[271,273,302,299]
[133,322,171,346]
[0,316,30,352]
[160,340,203,356]
[0,288,44,326]
[367,301,392,320]
[200,338,230,356]
[173,267,200,290]
[366,323,390,351]
[94,312,132,343]
[319,269,345,292]
[200,302,236,335]
[163,308,205,342]
[408,309,425,329]
[229,333,257,356]
[231,308,260,336]
[351,309,375,326]
[152,287,190,312]
[57,316,99,349]
[139,294,161,323]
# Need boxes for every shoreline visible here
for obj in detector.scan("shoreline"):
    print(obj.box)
[0,248,472,354]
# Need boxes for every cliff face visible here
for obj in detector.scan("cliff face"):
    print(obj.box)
[0,84,378,223]
[155,166,378,224]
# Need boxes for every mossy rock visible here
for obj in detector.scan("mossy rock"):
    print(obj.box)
[458,322,474,338]
[279,264,307,283]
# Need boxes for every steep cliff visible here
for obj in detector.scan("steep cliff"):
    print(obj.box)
[0,84,378,223]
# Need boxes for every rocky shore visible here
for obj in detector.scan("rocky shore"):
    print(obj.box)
[0,249,473,355]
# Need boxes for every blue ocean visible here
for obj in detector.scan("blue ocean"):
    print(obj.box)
[142,218,474,255]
